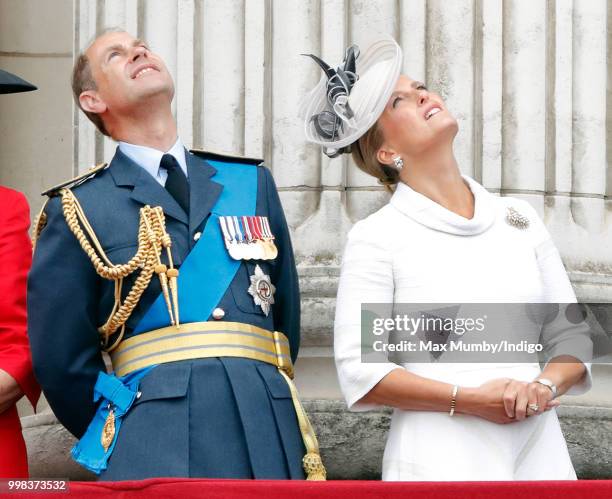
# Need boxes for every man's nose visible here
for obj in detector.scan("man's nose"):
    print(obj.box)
[131,45,147,62]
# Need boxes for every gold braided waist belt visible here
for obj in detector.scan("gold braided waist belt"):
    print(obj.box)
[110,321,326,480]
[111,321,293,378]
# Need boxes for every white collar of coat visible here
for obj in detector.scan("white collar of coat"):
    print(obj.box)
[389,174,498,236]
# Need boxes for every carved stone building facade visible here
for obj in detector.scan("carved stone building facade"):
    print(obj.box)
[0,0,610,479]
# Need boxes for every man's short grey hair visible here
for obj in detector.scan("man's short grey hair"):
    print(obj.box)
[71,27,129,137]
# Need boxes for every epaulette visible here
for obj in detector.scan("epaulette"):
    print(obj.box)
[189,148,264,166]
[41,162,108,197]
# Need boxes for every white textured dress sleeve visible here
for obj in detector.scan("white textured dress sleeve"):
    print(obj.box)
[334,218,404,411]
[519,201,593,395]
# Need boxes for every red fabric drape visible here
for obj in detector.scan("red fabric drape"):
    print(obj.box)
[5,478,612,499]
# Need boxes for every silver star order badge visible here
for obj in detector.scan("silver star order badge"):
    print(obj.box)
[505,206,530,230]
[248,264,276,316]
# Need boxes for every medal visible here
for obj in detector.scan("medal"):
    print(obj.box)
[231,216,249,260]
[247,264,276,316]
[219,215,277,260]
[243,216,265,260]
[251,216,269,260]
[101,405,116,452]
[253,216,273,260]
[219,216,242,260]
[249,216,272,260]
[261,216,278,259]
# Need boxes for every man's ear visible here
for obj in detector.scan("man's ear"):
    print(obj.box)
[79,90,107,115]
[376,144,397,166]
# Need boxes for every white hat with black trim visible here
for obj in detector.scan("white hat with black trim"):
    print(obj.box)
[300,37,402,158]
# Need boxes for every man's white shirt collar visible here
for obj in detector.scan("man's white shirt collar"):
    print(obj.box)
[118,137,188,186]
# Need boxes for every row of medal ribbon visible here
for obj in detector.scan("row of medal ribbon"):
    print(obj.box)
[219,215,278,261]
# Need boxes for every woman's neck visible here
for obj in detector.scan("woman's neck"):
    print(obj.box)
[399,146,475,220]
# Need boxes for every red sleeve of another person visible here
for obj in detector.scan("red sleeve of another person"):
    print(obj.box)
[0,186,40,408]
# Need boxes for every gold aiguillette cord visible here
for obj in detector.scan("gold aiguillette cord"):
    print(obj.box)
[59,190,180,350]
[143,209,175,326]
[154,210,180,327]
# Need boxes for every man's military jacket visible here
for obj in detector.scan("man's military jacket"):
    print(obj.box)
[27,148,304,480]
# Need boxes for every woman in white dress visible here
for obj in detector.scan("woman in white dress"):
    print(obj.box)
[301,39,592,481]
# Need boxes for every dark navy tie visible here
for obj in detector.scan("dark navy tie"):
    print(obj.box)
[159,154,189,213]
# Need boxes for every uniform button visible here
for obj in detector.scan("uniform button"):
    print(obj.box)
[136,391,142,399]
[212,308,225,320]
[193,231,202,241]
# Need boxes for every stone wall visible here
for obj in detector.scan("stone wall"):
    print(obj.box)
[0,0,610,479]
[0,0,74,216]
[21,400,612,480]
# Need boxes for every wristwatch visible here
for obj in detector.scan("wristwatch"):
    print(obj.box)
[535,378,558,398]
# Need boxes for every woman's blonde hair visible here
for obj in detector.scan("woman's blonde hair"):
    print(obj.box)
[351,121,399,193]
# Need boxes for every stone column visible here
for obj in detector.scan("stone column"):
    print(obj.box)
[2,0,609,479]
[0,0,73,216]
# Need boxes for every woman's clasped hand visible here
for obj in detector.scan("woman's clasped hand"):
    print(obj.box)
[457,378,559,424]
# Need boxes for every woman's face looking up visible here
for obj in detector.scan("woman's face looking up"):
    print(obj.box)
[376,75,458,166]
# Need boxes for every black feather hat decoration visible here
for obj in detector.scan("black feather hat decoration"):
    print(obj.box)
[302,45,360,143]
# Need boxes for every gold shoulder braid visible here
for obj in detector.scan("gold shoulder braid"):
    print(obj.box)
[59,187,179,352]
[31,198,50,250]
[41,162,109,197]
[32,163,109,249]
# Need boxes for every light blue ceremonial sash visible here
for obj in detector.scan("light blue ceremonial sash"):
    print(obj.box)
[71,160,257,474]
[135,159,258,332]
[71,368,153,474]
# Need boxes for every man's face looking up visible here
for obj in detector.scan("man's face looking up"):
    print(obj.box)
[81,31,175,118]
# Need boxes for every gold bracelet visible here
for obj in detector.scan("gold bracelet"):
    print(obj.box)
[449,385,458,416]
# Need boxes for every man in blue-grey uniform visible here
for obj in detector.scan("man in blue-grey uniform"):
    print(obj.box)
[27,29,325,481]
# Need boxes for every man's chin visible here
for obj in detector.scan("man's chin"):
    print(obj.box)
[130,84,174,104]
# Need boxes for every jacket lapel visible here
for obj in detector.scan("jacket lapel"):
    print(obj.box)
[186,151,223,233]
[109,147,189,225]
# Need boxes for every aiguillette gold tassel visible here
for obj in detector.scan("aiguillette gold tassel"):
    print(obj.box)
[144,213,175,326]
[167,268,180,327]
[156,209,180,328]
[155,263,175,326]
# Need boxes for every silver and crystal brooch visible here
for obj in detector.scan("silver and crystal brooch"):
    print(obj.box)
[505,207,530,230]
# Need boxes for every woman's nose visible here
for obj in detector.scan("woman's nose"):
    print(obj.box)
[418,92,428,106]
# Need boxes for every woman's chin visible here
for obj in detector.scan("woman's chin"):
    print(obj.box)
[433,116,459,141]
[432,112,458,130]
[425,116,458,143]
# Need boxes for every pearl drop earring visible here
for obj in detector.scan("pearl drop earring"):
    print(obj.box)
[393,156,404,170]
